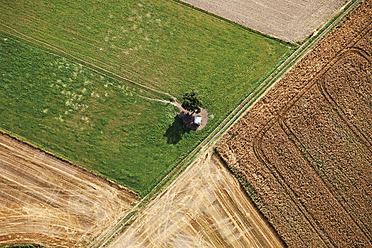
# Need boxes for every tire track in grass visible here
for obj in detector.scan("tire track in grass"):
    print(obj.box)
[0,22,177,103]
[0,1,361,247]
[93,1,362,247]
[0,5,168,91]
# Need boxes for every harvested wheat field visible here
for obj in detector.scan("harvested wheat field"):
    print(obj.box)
[109,150,284,248]
[179,0,346,42]
[217,1,372,247]
[0,132,138,248]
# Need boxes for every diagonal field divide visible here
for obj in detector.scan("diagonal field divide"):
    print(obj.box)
[0,0,360,247]
[89,0,361,247]
[0,22,177,104]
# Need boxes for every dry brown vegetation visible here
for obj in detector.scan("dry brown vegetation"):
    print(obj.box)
[217,1,372,247]
[0,132,138,248]
[109,150,284,248]
[179,0,345,42]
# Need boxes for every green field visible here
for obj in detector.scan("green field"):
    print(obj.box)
[0,0,291,196]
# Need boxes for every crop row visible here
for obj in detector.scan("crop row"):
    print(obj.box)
[217,1,372,247]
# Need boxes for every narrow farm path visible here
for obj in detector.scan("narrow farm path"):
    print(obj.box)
[138,95,181,109]
[139,95,209,130]
[94,1,362,247]
[1,22,209,125]
[0,1,360,246]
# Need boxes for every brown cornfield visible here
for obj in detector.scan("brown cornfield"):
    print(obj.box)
[217,1,372,247]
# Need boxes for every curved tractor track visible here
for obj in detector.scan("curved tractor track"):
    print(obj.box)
[0,1,365,248]
[218,1,372,247]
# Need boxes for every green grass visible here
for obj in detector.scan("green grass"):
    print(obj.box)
[0,0,290,116]
[1,35,208,195]
[0,0,291,196]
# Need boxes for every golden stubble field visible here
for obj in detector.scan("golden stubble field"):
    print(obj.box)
[217,1,372,247]
[0,131,284,248]
[179,0,346,42]
[109,150,284,248]
[0,132,138,248]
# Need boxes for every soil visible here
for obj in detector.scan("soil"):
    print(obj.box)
[179,0,346,43]
[0,132,138,248]
[178,107,208,131]
[108,150,284,248]
[217,1,372,247]
[140,96,209,130]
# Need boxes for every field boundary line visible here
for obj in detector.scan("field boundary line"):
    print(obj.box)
[0,5,172,94]
[0,0,360,246]
[90,0,361,247]
[0,129,139,197]
[0,22,176,102]
[251,39,371,247]
[249,2,369,246]
[203,0,360,149]
[171,0,294,46]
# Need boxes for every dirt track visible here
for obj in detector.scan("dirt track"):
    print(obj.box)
[0,132,138,248]
[217,1,372,247]
[109,150,283,248]
[179,0,346,42]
